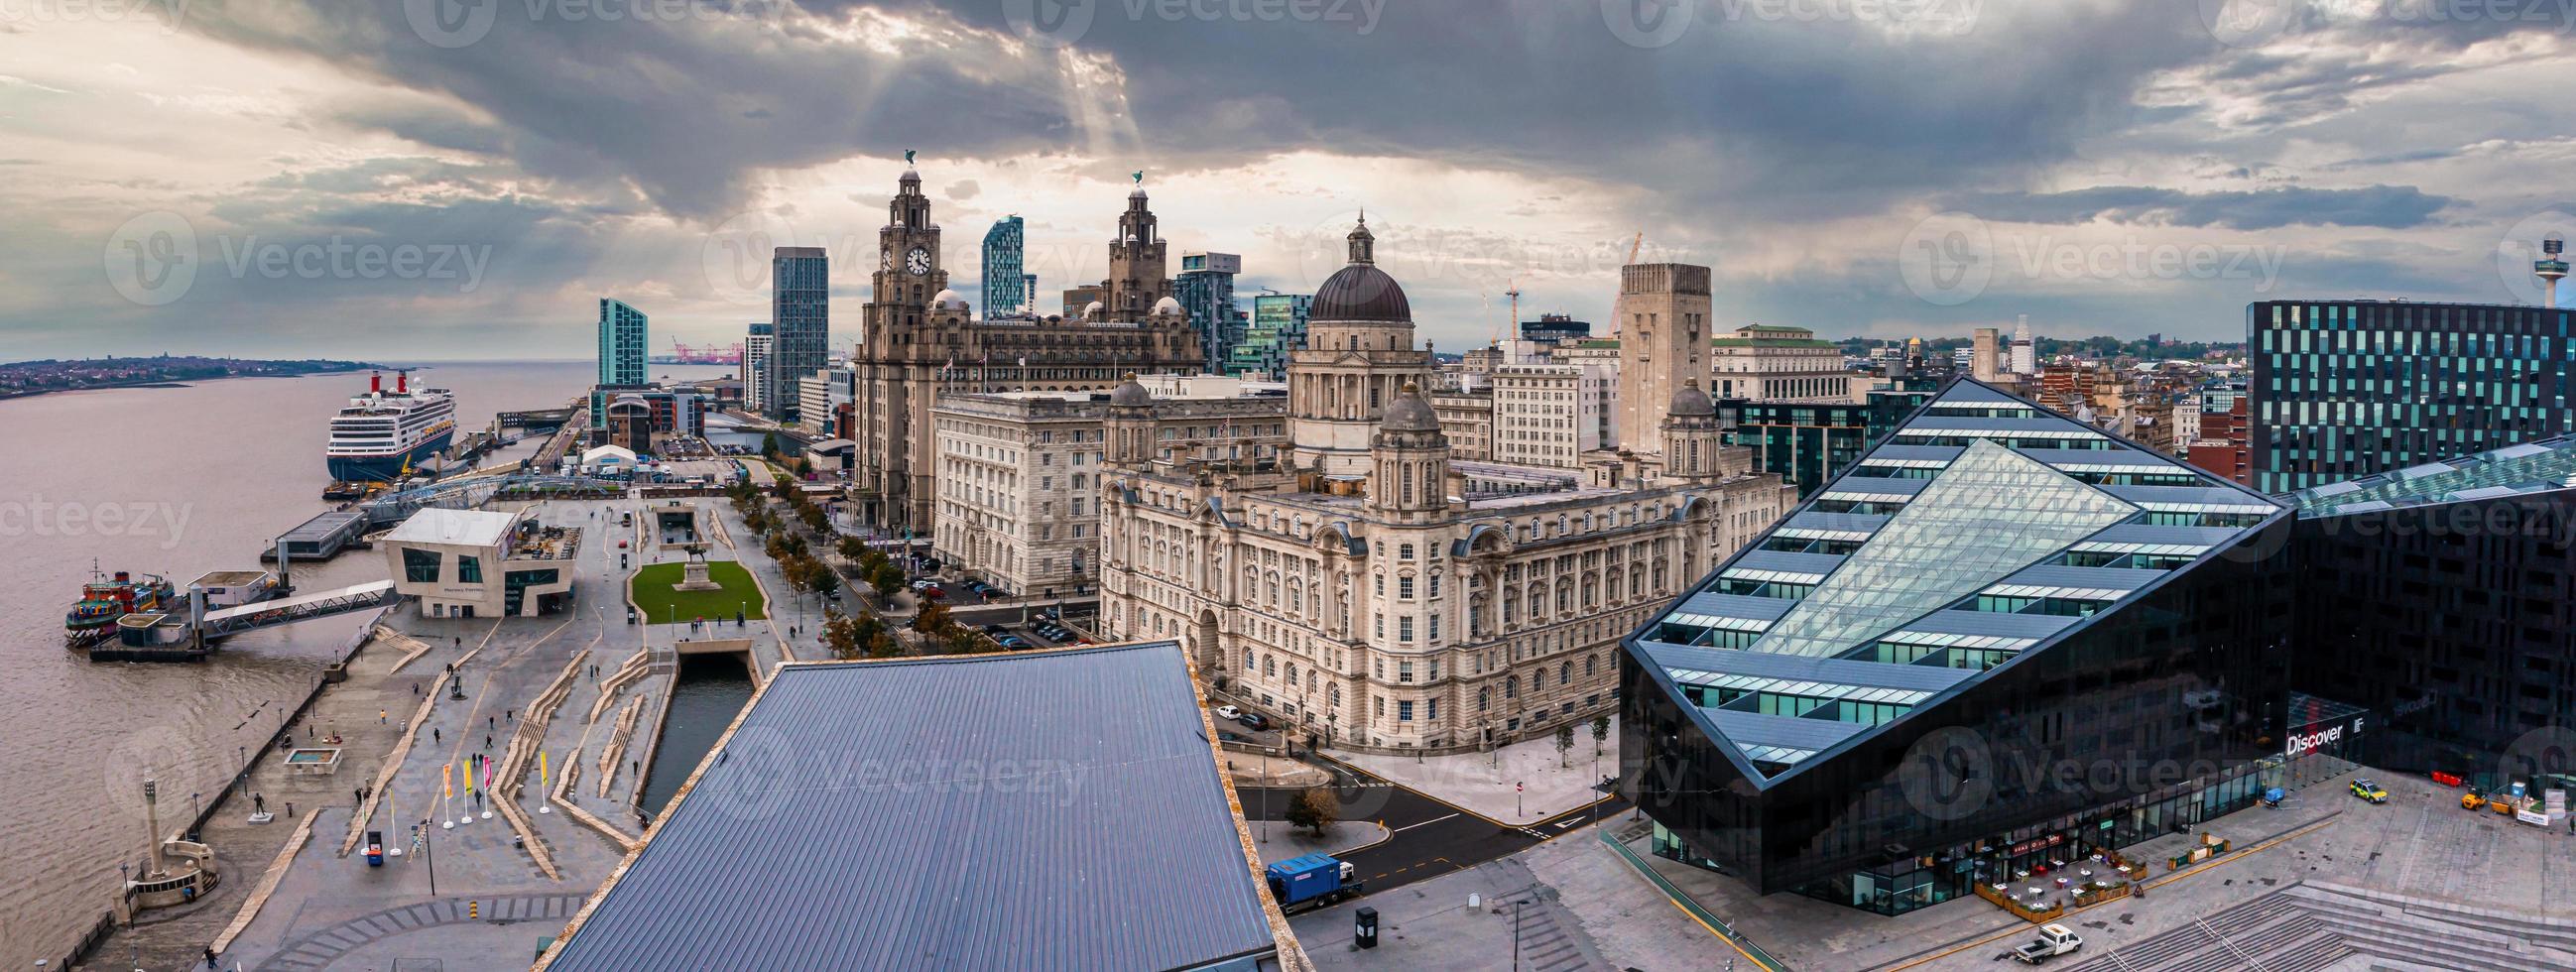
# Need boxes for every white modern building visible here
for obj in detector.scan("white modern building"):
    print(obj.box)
[383,508,580,619]
[741,323,775,415]
[1711,323,1863,403]
[1491,363,1615,467]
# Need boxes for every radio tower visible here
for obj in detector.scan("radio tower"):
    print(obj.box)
[2537,233,2568,308]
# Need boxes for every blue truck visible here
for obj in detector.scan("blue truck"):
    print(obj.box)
[1266,853,1362,913]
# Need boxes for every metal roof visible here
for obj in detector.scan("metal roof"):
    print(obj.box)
[382,508,516,547]
[543,642,1281,972]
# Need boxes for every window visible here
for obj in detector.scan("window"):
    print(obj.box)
[1400,543,1415,560]
[1427,698,1438,721]
[1399,700,1414,722]
[402,548,442,583]
[1399,616,1414,643]
[1428,573,1440,598]
[1399,661,1414,683]
[1399,576,1415,600]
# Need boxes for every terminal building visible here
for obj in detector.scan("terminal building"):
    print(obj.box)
[381,508,581,618]
[538,642,1307,971]
[1620,379,2311,914]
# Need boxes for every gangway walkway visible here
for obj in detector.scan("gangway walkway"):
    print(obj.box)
[200,580,398,640]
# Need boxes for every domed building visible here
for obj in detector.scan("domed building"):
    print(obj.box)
[1096,221,1798,757]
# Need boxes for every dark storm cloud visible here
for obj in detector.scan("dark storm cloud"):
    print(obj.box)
[1940,184,2456,230]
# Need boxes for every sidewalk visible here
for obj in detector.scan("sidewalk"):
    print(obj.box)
[1326,715,1619,825]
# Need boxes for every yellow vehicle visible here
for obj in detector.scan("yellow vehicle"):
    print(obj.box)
[2494,794,2519,816]
[2349,779,2390,803]
[2463,792,2489,811]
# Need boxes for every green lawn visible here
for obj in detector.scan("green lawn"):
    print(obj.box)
[631,560,767,623]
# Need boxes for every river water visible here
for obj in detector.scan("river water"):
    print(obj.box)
[0,361,722,965]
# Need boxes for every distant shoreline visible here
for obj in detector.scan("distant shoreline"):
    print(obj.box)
[0,361,383,402]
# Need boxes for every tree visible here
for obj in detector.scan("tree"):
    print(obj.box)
[915,601,957,638]
[798,503,828,534]
[761,430,781,459]
[867,560,905,600]
[942,628,986,656]
[838,536,867,562]
[821,611,862,660]
[1286,787,1337,837]
[1555,723,1576,768]
[852,614,899,660]
[808,564,840,602]
[1590,715,1611,758]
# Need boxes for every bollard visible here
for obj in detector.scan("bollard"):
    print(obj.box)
[469,900,480,919]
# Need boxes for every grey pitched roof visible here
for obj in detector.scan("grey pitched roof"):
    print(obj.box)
[543,642,1280,972]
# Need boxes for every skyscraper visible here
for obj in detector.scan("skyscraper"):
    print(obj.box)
[982,216,1025,318]
[769,246,828,422]
[1614,263,1713,451]
[596,299,648,387]
[2249,300,2576,492]
[2011,313,2035,374]
[1176,251,1243,373]
[741,322,775,415]
[1225,293,1312,378]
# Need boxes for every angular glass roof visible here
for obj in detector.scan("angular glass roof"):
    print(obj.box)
[1633,378,2288,781]
[1746,438,2135,659]
[2294,432,2576,515]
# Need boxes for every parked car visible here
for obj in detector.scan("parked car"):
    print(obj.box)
[918,585,946,599]
[1237,711,1270,731]
[997,636,1032,650]
[1034,608,1060,622]
[979,624,1010,635]
[2350,779,2389,803]
[1216,705,1242,721]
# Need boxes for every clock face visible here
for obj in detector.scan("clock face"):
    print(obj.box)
[906,246,931,276]
[879,247,891,271]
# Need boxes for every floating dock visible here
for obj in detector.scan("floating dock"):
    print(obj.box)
[266,511,370,560]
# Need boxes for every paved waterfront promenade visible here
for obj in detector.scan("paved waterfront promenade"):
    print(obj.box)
[78,495,787,972]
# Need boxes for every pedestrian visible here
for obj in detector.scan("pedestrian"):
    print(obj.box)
[489,716,495,730]
[285,800,296,817]
[507,709,515,722]
[205,945,217,969]
[379,709,388,724]
[413,682,420,696]
[485,735,492,750]
[433,727,441,744]
[354,787,363,804]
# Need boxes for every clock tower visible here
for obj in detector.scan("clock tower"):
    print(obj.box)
[870,165,947,338]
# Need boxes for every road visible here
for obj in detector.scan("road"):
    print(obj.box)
[1239,757,1630,898]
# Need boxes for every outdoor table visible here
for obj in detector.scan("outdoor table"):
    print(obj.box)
[2055,877,2070,890]
[2080,869,2094,880]
[2015,870,2031,881]
[2028,887,2044,898]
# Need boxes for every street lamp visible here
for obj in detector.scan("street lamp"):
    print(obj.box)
[1510,900,1534,971]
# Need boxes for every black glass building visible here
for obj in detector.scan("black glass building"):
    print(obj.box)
[2289,436,2576,791]
[2248,300,2576,494]
[1622,378,2303,914]
[1715,389,1932,497]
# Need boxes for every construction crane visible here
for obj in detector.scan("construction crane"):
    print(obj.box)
[1503,278,1521,346]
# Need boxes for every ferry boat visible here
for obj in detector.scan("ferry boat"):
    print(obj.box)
[326,371,456,483]
[65,566,176,647]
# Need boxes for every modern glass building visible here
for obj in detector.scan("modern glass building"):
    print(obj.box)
[1715,389,1931,496]
[1623,378,2302,914]
[1521,313,1591,345]
[1226,292,1311,379]
[769,246,828,422]
[982,216,1025,316]
[2289,435,2576,791]
[2249,300,2576,493]
[1175,251,1242,373]
[596,299,648,388]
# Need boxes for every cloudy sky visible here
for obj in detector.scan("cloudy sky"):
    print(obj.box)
[6,0,2576,361]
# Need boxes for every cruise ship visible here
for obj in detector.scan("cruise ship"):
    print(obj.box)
[326,371,456,482]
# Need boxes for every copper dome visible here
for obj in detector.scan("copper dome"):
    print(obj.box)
[1312,264,1411,323]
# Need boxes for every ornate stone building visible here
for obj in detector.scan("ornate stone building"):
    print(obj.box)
[1097,225,1796,754]
[849,167,1202,532]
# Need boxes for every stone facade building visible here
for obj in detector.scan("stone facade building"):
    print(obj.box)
[932,388,1289,598]
[1492,362,1615,468]
[1097,227,1795,754]
[849,167,1203,533]
[1711,323,1862,403]
[1428,385,1493,461]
